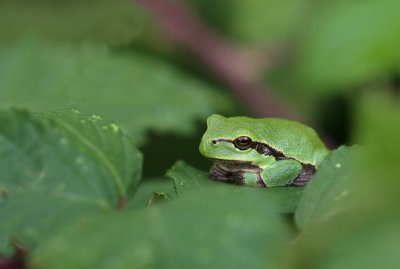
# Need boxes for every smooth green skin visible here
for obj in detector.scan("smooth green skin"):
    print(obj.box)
[199,114,330,187]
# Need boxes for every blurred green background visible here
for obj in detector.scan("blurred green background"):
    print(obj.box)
[1,0,399,175]
[0,0,399,268]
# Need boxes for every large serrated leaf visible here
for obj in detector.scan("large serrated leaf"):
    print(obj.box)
[0,40,232,144]
[167,160,304,213]
[30,190,292,269]
[0,109,142,252]
[294,146,356,230]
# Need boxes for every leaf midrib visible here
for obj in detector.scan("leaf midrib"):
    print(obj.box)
[56,118,126,201]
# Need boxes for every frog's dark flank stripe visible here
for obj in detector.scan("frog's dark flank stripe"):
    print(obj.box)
[212,138,287,160]
[290,164,316,187]
[251,142,286,160]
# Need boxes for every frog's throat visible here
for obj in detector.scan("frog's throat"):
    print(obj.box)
[211,139,286,160]
[207,158,262,173]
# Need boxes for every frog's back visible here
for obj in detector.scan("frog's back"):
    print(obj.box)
[250,118,329,166]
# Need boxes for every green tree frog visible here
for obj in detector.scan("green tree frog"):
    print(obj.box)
[199,114,329,187]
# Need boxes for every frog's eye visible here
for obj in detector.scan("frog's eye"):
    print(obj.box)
[233,136,252,150]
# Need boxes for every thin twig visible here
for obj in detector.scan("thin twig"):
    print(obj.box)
[136,0,301,121]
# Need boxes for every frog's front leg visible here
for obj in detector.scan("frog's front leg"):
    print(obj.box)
[238,171,266,187]
[260,159,302,187]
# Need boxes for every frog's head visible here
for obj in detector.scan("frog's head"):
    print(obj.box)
[199,114,263,165]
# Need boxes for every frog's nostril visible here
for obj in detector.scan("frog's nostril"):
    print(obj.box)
[212,140,217,144]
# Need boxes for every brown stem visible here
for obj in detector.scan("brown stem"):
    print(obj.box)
[0,241,27,269]
[135,0,300,120]
[117,196,126,210]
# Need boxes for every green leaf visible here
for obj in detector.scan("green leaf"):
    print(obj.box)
[0,108,142,251]
[31,190,292,269]
[351,93,400,211]
[316,219,400,269]
[295,146,356,230]
[287,209,400,269]
[167,160,304,213]
[286,95,400,269]
[0,0,144,46]
[126,178,175,209]
[0,189,99,254]
[297,0,400,89]
[166,160,225,195]
[147,192,171,206]
[0,40,232,144]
